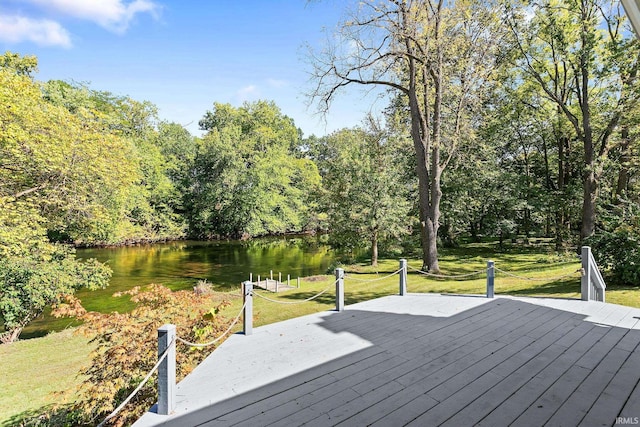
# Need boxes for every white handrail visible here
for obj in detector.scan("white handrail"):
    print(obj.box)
[581,246,606,302]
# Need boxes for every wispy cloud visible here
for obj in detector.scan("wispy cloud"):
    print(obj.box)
[25,0,161,33]
[267,78,288,88]
[0,15,72,48]
[237,85,260,103]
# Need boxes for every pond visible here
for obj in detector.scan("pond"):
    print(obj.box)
[23,236,336,338]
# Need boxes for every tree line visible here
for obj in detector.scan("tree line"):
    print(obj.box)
[2,0,640,342]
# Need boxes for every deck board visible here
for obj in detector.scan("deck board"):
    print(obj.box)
[134,294,640,427]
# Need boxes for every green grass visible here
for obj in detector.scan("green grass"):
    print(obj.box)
[0,329,91,426]
[2,244,639,425]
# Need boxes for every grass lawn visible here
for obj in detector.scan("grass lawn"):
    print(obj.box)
[0,329,91,426]
[2,242,639,425]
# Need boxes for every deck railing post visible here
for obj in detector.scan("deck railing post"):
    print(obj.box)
[242,281,253,335]
[399,259,407,296]
[487,260,494,298]
[335,268,345,311]
[581,246,590,301]
[157,324,176,416]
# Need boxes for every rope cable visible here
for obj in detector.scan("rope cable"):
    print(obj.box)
[97,337,175,427]
[176,299,248,348]
[493,267,582,282]
[407,265,485,279]
[252,279,338,304]
[344,268,402,283]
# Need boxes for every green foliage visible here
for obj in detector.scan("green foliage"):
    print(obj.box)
[0,197,111,343]
[0,64,140,244]
[48,285,232,427]
[186,101,320,238]
[0,51,37,76]
[313,121,412,265]
[586,202,640,286]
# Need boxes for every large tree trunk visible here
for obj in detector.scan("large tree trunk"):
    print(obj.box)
[371,229,378,267]
[406,45,440,272]
[581,168,597,241]
[580,87,596,242]
[615,127,631,200]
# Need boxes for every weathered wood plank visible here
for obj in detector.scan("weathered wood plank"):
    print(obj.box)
[546,347,631,425]
[134,295,640,427]
[474,321,607,426]
[619,375,640,420]
[369,393,439,427]
[509,364,592,427]
[580,343,640,426]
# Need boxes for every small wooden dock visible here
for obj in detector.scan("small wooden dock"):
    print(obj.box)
[252,278,296,293]
[135,294,640,426]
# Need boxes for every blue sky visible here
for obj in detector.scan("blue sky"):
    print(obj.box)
[0,0,385,137]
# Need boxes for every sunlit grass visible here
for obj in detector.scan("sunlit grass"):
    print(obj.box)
[0,329,91,425]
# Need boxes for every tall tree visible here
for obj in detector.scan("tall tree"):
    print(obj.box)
[506,0,640,242]
[186,101,321,238]
[1,57,140,244]
[309,0,505,271]
[313,118,412,265]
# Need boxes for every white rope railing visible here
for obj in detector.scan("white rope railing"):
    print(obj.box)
[176,299,248,348]
[494,266,582,282]
[97,337,175,427]
[344,268,402,283]
[252,279,338,304]
[407,265,485,279]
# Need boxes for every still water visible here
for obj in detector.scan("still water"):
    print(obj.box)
[23,236,335,337]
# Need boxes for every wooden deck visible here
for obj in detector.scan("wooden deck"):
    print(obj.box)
[135,294,640,426]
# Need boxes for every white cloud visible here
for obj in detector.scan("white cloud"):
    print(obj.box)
[0,15,72,48]
[25,0,161,33]
[237,85,260,103]
[267,78,288,88]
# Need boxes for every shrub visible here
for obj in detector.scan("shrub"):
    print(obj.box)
[0,197,111,343]
[586,228,640,286]
[586,202,640,286]
[48,285,233,426]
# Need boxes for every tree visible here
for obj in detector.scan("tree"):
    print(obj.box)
[42,80,191,243]
[185,101,321,238]
[0,65,140,244]
[506,0,640,242]
[0,197,110,343]
[309,0,506,271]
[314,119,412,265]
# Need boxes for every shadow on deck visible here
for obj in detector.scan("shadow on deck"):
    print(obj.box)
[136,295,640,426]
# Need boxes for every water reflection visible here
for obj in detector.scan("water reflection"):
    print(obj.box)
[23,236,335,337]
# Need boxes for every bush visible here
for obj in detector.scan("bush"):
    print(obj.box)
[47,285,233,426]
[0,197,111,343]
[586,202,640,286]
[586,228,640,286]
